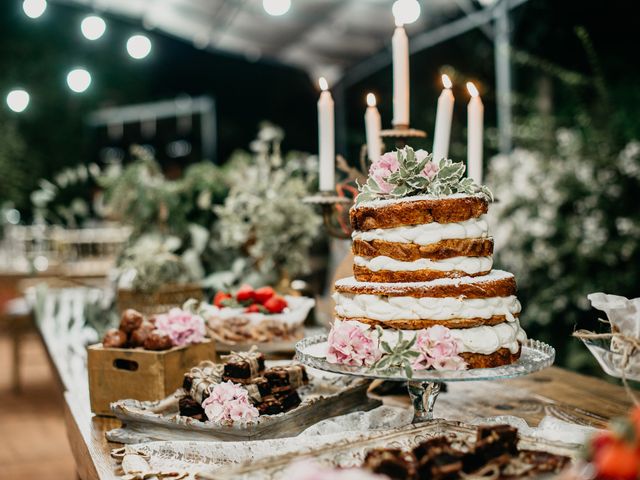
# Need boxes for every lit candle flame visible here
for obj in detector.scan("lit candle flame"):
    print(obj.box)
[319,77,329,91]
[366,93,377,107]
[394,17,404,27]
[466,81,479,97]
[442,74,452,89]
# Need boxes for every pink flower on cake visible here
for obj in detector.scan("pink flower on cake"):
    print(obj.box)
[421,160,440,180]
[326,320,382,367]
[369,152,399,193]
[202,381,259,423]
[154,308,206,347]
[412,325,467,371]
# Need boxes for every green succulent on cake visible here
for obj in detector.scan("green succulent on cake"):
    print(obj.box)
[356,146,493,205]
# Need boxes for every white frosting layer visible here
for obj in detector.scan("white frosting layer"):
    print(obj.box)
[354,255,493,274]
[352,216,489,246]
[334,292,521,322]
[377,320,527,355]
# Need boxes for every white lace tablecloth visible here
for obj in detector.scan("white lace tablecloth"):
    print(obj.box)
[113,406,599,479]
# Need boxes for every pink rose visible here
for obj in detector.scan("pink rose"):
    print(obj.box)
[154,308,206,347]
[202,381,259,423]
[369,152,399,194]
[412,325,466,371]
[421,161,439,180]
[326,320,382,367]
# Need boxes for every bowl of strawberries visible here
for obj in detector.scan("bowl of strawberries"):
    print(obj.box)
[201,285,315,352]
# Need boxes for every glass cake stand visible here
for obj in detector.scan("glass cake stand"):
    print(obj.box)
[294,336,555,423]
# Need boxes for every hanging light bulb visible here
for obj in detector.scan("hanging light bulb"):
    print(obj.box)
[81,15,106,40]
[6,89,30,113]
[22,0,47,19]
[67,68,92,93]
[392,0,421,25]
[126,34,152,59]
[263,0,291,16]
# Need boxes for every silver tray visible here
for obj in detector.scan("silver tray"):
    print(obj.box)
[197,419,579,480]
[107,363,380,443]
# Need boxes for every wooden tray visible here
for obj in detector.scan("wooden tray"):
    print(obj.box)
[107,364,380,443]
[197,419,579,479]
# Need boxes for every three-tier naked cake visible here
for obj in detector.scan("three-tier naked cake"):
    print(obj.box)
[327,147,527,371]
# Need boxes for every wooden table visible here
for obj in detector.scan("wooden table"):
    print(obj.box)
[35,296,634,479]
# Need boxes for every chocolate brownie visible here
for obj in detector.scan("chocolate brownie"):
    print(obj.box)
[178,396,206,422]
[222,351,265,379]
[363,448,417,479]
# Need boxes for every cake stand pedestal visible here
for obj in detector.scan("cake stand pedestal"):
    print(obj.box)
[295,336,555,423]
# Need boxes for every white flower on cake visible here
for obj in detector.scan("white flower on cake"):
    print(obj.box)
[357,146,492,205]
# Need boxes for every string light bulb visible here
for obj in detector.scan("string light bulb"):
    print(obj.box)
[127,34,152,59]
[67,68,92,93]
[22,0,47,19]
[6,89,30,113]
[263,0,291,16]
[392,0,421,25]
[81,15,106,40]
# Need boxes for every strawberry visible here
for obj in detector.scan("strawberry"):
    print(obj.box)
[263,295,287,314]
[254,286,275,304]
[595,442,640,480]
[244,304,262,313]
[213,291,231,308]
[236,284,255,302]
[591,431,617,453]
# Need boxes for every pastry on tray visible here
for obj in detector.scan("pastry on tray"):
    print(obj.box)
[178,350,309,423]
[202,285,315,347]
[325,147,528,372]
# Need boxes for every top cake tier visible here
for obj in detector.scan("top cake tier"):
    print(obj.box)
[350,195,492,283]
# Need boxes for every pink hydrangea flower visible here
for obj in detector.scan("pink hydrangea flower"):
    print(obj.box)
[326,320,382,367]
[154,308,206,347]
[369,152,399,194]
[421,161,439,180]
[202,381,259,423]
[412,325,467,371]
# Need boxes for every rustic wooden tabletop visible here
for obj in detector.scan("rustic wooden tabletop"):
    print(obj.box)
[36,304,634,480]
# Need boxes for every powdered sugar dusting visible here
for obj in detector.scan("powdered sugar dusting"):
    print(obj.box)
[352,193,484,210]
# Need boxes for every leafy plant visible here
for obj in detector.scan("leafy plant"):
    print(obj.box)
[371,327,420,378]
[356,146,492,205]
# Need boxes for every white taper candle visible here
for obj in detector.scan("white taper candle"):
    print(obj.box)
[365,93,382,161]
[432,74,455,162]
[466,81,484,184]
[392,22,410,127]
[317,77,335,191]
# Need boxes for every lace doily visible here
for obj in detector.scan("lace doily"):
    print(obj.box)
[112,406,413,478]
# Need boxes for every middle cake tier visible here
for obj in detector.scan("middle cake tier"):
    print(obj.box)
[350,194,493,283]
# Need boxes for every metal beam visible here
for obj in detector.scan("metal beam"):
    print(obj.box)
[494,0,513,154]
[339,0,529,89]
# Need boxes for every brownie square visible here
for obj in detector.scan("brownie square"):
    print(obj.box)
[178,396,206,422]
[256,395,283,415]
[363,448,417,479]
[263,365,309,389]
[412,436,452,461]
[417,449,464,480]
[222,351,265,379]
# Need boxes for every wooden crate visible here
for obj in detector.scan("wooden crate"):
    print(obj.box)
[116,283,204,317]
[88,339,216,416]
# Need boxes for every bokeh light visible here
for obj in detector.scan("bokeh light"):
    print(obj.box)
[126,34,152,59]
[263,0,291,16]
[66,68,92,93]
[81,15,106,40]
[22,0,47,19]
[6,89,30,112]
